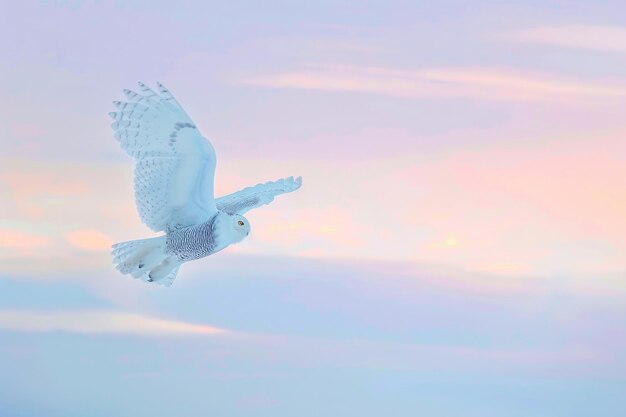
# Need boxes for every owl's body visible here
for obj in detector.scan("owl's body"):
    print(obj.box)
[166,211,249,262]
[109,82,301,287]
[166,214,220,263]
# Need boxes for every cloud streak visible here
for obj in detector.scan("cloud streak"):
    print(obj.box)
[241,64,626,102]
[0,229,52,255]
[235,333,609,376]
[505,25,626,53]
[0,310,226,336]
[66,229,113,252]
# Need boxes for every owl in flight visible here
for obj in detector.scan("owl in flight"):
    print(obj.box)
[109,82,302,286]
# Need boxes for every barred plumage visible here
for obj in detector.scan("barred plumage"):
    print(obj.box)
[166,215,219,262]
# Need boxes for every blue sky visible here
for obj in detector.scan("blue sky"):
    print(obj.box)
[1,1,626,416]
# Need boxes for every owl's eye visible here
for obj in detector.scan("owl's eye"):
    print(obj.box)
[237,220,244,226]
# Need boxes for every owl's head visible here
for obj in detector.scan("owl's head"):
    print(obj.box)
[229,214,251,242]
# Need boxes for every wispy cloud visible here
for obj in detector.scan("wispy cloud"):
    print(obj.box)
[241,64,626,102]
[1,166,91,219]
[0,310,226,336]
[237,333,608,376]
[0,229,52,256]
[66,229,113,252]
[1,170,89,198]
[505,25,626,53]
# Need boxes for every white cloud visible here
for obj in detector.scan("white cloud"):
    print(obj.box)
[0,310,226,336]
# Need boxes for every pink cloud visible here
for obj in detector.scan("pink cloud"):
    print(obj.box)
[1,169,90,219]
[1,171,88,198]
[365,131,626,274]
[0,229,52,256]
[241,64,626,102]
[505,25,626,53]
[66,229,113,252]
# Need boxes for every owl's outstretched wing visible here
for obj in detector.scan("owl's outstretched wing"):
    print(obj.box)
[110,82,218,232]
[216,176,302,215]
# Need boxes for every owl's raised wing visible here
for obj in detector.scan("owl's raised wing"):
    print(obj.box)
[110,82,217,232]
[216,176,302,215]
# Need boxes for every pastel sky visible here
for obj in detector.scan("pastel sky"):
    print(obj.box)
[1,1,626,416]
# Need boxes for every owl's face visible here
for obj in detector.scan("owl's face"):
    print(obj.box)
[230,214,251,242]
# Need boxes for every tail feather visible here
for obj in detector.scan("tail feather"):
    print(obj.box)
[111,236,181,287]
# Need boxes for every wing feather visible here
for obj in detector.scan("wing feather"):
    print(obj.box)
[111,82,217,232]
[216,176,302,215]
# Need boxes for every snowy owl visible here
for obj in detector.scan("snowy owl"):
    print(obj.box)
[109,82,302,286]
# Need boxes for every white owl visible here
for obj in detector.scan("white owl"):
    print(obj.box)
[110,82,302,286]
